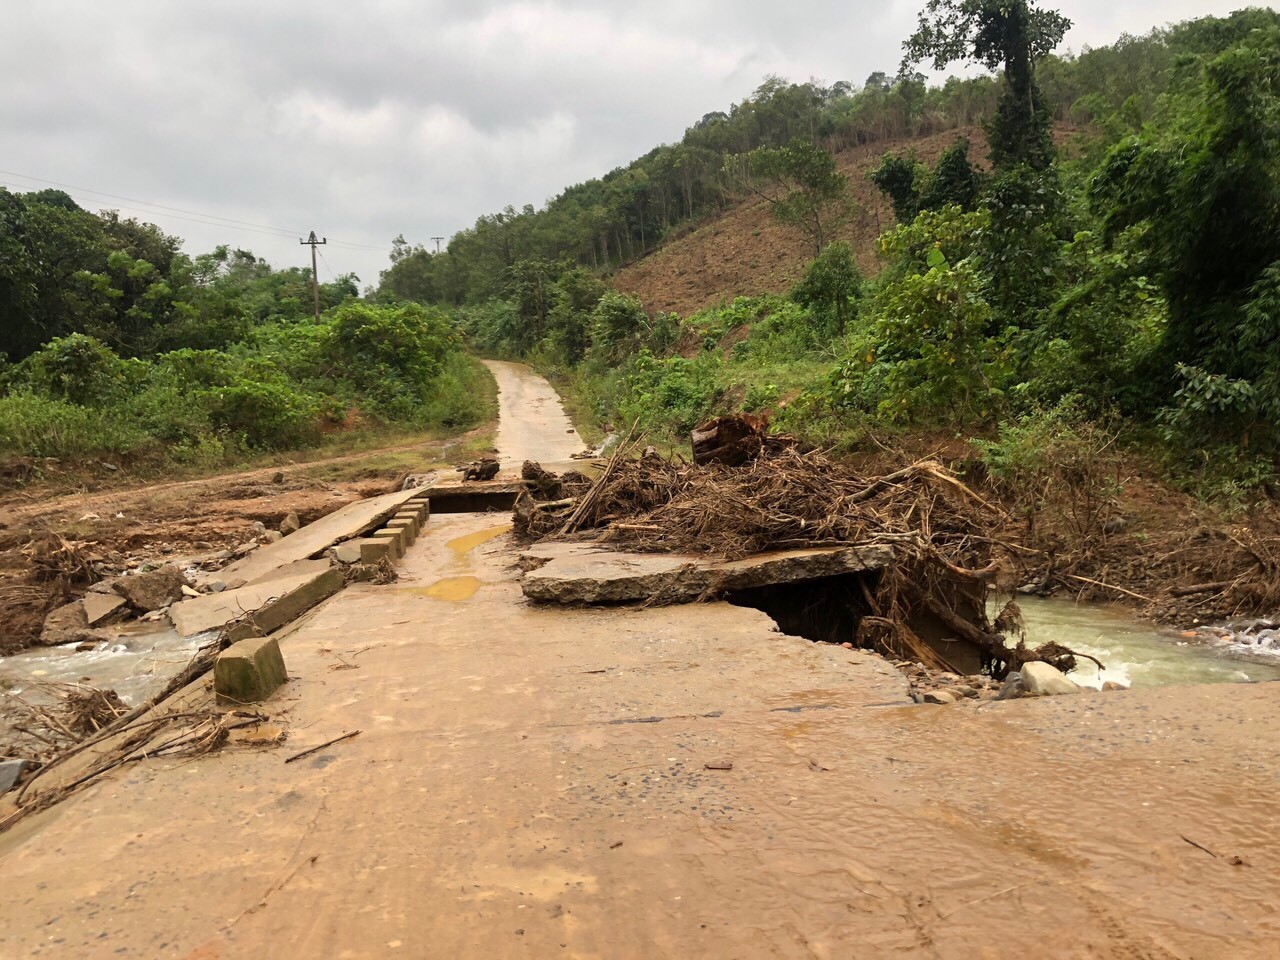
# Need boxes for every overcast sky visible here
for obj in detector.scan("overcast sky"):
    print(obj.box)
[1,1,1264,286]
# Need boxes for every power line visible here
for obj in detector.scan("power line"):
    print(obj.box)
[0,167,387,252]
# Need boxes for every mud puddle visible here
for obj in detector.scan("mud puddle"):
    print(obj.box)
[412,521,511,602]
[1018,596,1280,687]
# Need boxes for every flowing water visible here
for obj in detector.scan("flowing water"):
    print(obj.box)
[0,622,217,707]
[1016,595,1280,688]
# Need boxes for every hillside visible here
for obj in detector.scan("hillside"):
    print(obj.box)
[612,125,1094,316]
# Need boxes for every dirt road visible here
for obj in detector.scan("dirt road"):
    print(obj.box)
[3,369,1279,959]
[483,359,584,471]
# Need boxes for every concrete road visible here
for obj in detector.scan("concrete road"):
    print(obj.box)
[482,359,584,473]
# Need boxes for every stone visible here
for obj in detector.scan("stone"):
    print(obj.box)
[181,584,201,598]
[253,521,268,535]
[954,685,979,699]
[0,759,35,793]
[40,601,89,646]
[995,673,1025,701]
[279,512,301,536]
[922,690,956,704]
[1020,661,1082,697]
[169,565,342,638]
[214,636,288,704]
[271,471,285,484]
[207,580,227,593]
[1102,680,1129,692]
[112,565,189,613]
[82,591,127,627]
[261,530,284,544]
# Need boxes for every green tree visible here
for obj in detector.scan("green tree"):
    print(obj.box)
[725,140,852,254]
[903,0,1071,169]
[791,241,863,335]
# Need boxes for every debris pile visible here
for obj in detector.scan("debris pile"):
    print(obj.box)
[516,438,1095,679]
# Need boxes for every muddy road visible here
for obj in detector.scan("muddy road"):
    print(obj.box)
[3,368,1280,959]
[483,358,585,470]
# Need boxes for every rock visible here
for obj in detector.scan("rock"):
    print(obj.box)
[1103,516,1129,535]
[180,584,201,598]
[253,521,268,535]
[207,580,227,593]
[214,636,288,704]
[1102,680,1129,692]
[954,685,979,699]
[996,673,1025,701]
[271,471,285,484]
[261,530,284,544]
[279,512,301,536]
[459,458,500,482]
[233,542,259,557]
[922,690,956,705]
[75,640,98,652]
[112,565,189,613]
[0,759,35,793]
[39,601,110,648]
[82,591,127,627]
[1020,661,1082,697]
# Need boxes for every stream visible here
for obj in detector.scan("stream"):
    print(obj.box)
[1016,596,1280,688]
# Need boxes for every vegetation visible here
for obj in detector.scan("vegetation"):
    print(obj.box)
[400,6,1280,505]
[0,190,493,476]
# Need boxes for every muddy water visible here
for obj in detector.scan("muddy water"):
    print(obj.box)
[1018,595,1280,687]
[0,622,216,706]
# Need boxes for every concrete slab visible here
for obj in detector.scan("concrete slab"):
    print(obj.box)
[244,558,333,587]
[521,544,893,605]
[82,591,127,627]
[211,486,428,589]
[169,565,341,638]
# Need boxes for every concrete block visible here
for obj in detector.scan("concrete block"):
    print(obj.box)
[214,635,287,704]
[372,527,407,557]
[392,511,421,535]
[82,591,127,627]
[170,565,340,638]
[361,536,400,563]
[386,518,416,544]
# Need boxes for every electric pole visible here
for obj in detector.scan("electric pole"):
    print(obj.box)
[431,237,444,255]
[300,231,327,320]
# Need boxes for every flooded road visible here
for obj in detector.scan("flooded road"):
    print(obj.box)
[5,365,1280,959]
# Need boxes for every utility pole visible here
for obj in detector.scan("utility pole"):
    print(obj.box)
[431,237,444,255]
[300,231,327,320]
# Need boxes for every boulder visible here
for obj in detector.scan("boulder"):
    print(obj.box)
[922,690,957,705]
[279,512,301,536]
[214,636,287,704]
[1020,661,1082,697]
[1102,680,1129,692]
[40,601,112,647]
[112,566,189,612]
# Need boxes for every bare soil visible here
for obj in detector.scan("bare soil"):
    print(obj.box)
[0,429,495,653]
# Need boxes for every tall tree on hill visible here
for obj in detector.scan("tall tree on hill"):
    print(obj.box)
[903,0,1071,169]
[724,140,852,255]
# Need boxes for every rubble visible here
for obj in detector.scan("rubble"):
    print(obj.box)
[111,565,189,612]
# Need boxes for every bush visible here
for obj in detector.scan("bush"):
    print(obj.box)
[0,392,149,459]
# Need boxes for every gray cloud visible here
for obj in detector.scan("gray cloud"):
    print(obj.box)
[1,0,1264,285]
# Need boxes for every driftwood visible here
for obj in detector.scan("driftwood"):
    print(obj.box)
[459,458,499,482]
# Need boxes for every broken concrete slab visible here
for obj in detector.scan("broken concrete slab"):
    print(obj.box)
[521,544,893,605]
[328,540,369,564]
[82,591,127,627]
[214,636,287,704]
[169,565,342,638]
[244,558,332,588]
[39,601,101,647]
[211,486,429,589]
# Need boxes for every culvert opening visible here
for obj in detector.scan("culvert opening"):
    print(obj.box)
[724,572,881,646]
[724,570,987,676]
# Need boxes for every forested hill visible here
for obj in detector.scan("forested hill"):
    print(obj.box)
[375,12,1227,308]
